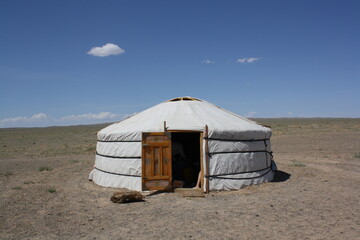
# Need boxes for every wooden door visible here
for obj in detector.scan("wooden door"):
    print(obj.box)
[142,132,172,190]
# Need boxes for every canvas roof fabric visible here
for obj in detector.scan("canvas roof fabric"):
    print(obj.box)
[89,97,275,191]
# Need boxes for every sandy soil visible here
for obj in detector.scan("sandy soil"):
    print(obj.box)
[0,119,359,240]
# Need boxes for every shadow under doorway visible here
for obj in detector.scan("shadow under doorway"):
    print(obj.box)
[171,132,201,188]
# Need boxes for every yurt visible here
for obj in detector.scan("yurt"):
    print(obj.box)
[89,97,275,192]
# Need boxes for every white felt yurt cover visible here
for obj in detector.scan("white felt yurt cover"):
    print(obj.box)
[89,97,275,191]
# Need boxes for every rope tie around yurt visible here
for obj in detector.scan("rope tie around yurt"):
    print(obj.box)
[205,167,272,180]
[94,167,141,177]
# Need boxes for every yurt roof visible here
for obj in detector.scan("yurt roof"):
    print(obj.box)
[98,97,271,141]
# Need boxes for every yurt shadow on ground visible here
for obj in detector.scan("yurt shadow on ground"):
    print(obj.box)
[89,96,276,192]
[272,170,291,182]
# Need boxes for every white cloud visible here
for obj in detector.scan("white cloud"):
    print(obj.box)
[202,59,215,64]
[87,43,125,57]
[0,113,49,124]
[1,116,26,123]
[237,57,260,63]
[59,112,120,121]
[245,111,257,118]
[0,112,135,128]
[31,113,48,120]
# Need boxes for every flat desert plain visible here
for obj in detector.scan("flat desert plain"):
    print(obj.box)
[0,118,359,240]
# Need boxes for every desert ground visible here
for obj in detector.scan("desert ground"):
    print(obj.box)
[0,118,359,240]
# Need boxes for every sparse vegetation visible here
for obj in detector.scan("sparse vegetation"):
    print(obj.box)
[292,160,306,167]
[0,119,359,239]
[47,188,56,193]
[23,181,35,184]
[38,166,53,172]
[0,124,105,159]
[0,171,13,177]
[254,118,360,136]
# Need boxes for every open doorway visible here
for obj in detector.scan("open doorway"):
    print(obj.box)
[171,132,201,188]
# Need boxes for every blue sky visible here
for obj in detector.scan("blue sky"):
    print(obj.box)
[1,0,359,127]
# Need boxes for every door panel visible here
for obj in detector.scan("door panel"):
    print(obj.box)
[142,133,172,190]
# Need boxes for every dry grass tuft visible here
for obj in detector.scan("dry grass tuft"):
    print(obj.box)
[292,160,306,167]
[38,166,53,172]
